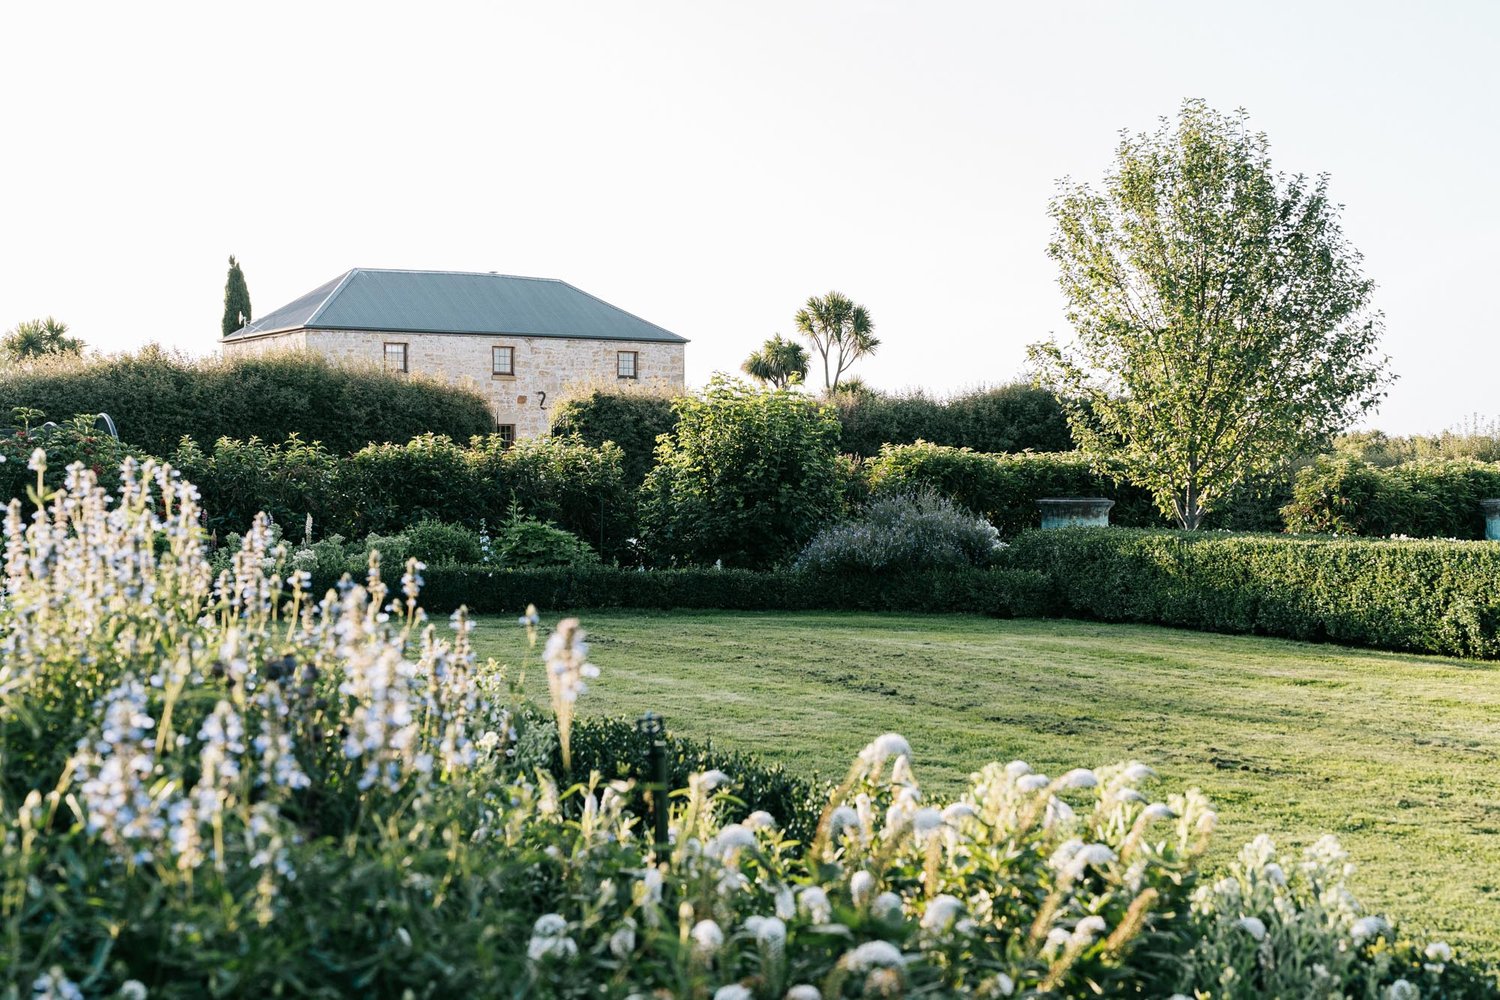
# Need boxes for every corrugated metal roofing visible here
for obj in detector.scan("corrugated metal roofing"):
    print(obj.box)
[226,268,688,344]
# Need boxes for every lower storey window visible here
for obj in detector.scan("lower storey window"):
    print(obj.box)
[617,350,638,378]
[496,423,517,448]
[384,342,408,373]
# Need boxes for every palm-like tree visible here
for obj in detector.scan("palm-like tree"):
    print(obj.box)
[741,334,810,388]
[2,317,82,361]
[794,291,878,391]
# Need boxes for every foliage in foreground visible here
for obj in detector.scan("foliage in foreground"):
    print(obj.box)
[0,457,1492,997]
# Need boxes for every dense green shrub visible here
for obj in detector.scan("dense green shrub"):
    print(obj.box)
[0,346,495,456]
[866,442,1162,536]
[341,433,478,534]
[639,377,844,568]
[1008,527,1500,658]
[0,412,128,501]
[1336,418,1500,466]
[485,505,602,569]
[471,434,633,559]
[549,384,682,487]
[173,434,345,538]
[795,490,1005,574]
[831,382,1075,457]
[1283,457,1500,539]
[397,518,484,565]
[361,564,1055,616]
[181,432,631,555]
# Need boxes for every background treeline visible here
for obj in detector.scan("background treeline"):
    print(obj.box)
[0,347,495,456]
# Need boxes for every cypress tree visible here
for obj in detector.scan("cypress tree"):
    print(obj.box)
[221,255,253,336]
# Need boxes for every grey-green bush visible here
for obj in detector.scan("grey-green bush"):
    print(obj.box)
[795,489,1005,574]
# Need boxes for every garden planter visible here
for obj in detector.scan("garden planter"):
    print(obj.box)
[1483,499,1500,540]
[1036,497,1114,529]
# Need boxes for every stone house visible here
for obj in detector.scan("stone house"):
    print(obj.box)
[222,268,688,441]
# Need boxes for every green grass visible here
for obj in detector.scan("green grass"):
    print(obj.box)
[470,610,1500,959]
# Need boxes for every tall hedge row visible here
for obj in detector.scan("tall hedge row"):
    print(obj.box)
[177,433,634,556]
[545,383,1077,475]
[0,347,495,455]
[1007,528,1500,658]
[830,383,1075,457]
[864,443,1163,536]
[1282,457,1500,539]
[336,564,1056,618]
[865,442,1294,537]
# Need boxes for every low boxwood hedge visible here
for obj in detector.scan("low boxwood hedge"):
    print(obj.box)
[1007,527,1500,658]
[321,565,1055,618]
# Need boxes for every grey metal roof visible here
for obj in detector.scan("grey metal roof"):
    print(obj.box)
[225,268,688,344]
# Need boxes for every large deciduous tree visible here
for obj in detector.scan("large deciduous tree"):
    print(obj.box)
[2,317,82,361]
[741,334,810,388]
[222,255,253,336]
[795,291,878,391]
[1029,100,1391,529]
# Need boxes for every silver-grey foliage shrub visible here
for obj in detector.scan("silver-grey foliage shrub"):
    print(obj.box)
[795,489,1006,574]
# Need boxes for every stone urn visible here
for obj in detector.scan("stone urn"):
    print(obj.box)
[1036,497,1115,530]
[1482,499,1500,541]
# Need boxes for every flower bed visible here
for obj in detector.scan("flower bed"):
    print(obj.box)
[0,456,1494,996]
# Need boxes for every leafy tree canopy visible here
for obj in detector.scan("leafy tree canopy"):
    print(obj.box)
[1029,99,1391,529]
[222,255,253,337]
[795,291,878,391]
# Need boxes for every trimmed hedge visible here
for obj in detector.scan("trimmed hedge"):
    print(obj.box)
[831,383,1075,457]
[0,347,495,456]
[1283,457,1500,539]
[1008,527,1500,658]
[325,565,1055,617]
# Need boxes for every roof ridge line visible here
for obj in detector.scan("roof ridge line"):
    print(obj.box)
[304,269,360,328]
[554,279,686,342]
[349,266,564,283]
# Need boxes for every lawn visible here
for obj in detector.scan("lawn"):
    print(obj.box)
[470,610,1500,959]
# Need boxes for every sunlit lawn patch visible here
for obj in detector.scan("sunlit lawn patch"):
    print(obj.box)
[474,609,1500,959]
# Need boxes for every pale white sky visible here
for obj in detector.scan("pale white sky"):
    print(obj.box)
[1,1,1495,433]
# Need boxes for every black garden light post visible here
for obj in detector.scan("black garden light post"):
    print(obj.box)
[635,711,670,850]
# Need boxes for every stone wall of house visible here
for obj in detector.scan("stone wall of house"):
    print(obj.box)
[223,329,685,439]
[222,330,309,356]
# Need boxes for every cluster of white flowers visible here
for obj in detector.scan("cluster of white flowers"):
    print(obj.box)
[1,452,1473,996]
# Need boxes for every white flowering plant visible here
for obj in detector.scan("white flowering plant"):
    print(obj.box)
[0,455,1494,997]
